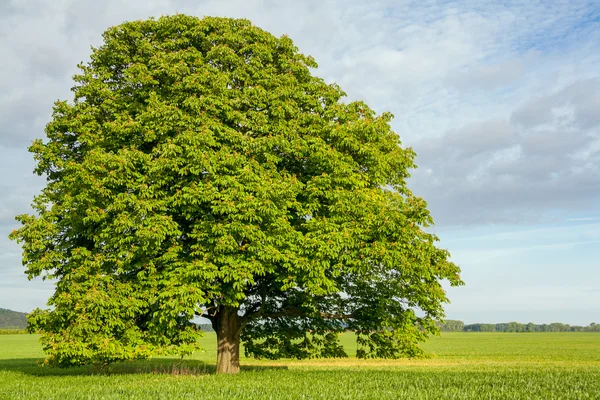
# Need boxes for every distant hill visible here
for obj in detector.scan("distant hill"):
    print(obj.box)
[0,308,28,329]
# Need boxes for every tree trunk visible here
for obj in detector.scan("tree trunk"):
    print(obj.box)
[214,305,241,374]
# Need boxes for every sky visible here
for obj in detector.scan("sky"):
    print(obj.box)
[1,0,599,325]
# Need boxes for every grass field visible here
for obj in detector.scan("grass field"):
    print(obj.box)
[1,332,599,399]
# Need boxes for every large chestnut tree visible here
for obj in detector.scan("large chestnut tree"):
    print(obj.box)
[10,15,462,374]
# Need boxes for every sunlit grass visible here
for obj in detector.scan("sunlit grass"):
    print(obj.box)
[1,332,599,399]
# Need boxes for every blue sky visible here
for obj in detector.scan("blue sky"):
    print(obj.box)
[0,0,599,325]
[438,221,600,324]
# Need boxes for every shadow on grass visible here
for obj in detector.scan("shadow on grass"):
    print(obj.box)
[0,357,287,377]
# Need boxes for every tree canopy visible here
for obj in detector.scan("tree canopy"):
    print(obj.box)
[10,14,462,373]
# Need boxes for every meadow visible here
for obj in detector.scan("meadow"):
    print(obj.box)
[1,332,599,399]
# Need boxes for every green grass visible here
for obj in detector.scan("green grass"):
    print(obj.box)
[1,333,599,399]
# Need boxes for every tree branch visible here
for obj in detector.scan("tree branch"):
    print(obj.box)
[200,313,215,321]
[318,312,355,320]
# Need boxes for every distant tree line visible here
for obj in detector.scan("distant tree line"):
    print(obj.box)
[438,320,600,332]
[201,320,600,334]
[0,329,27,335]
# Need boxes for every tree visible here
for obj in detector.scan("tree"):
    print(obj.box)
[437,319,464,332]
[10,15,462,374]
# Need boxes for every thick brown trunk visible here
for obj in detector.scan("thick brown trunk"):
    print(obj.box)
[214,305,241,374]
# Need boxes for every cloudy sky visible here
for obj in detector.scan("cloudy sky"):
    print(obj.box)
[1,0,599,325]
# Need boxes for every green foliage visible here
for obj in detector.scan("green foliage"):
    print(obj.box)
[0,308,27,329]
[10,14,461,367]
[437,319,464,332]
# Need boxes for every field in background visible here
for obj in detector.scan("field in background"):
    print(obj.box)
[1,332,599,399]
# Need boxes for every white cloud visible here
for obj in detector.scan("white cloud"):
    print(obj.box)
[411,77,600,225]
